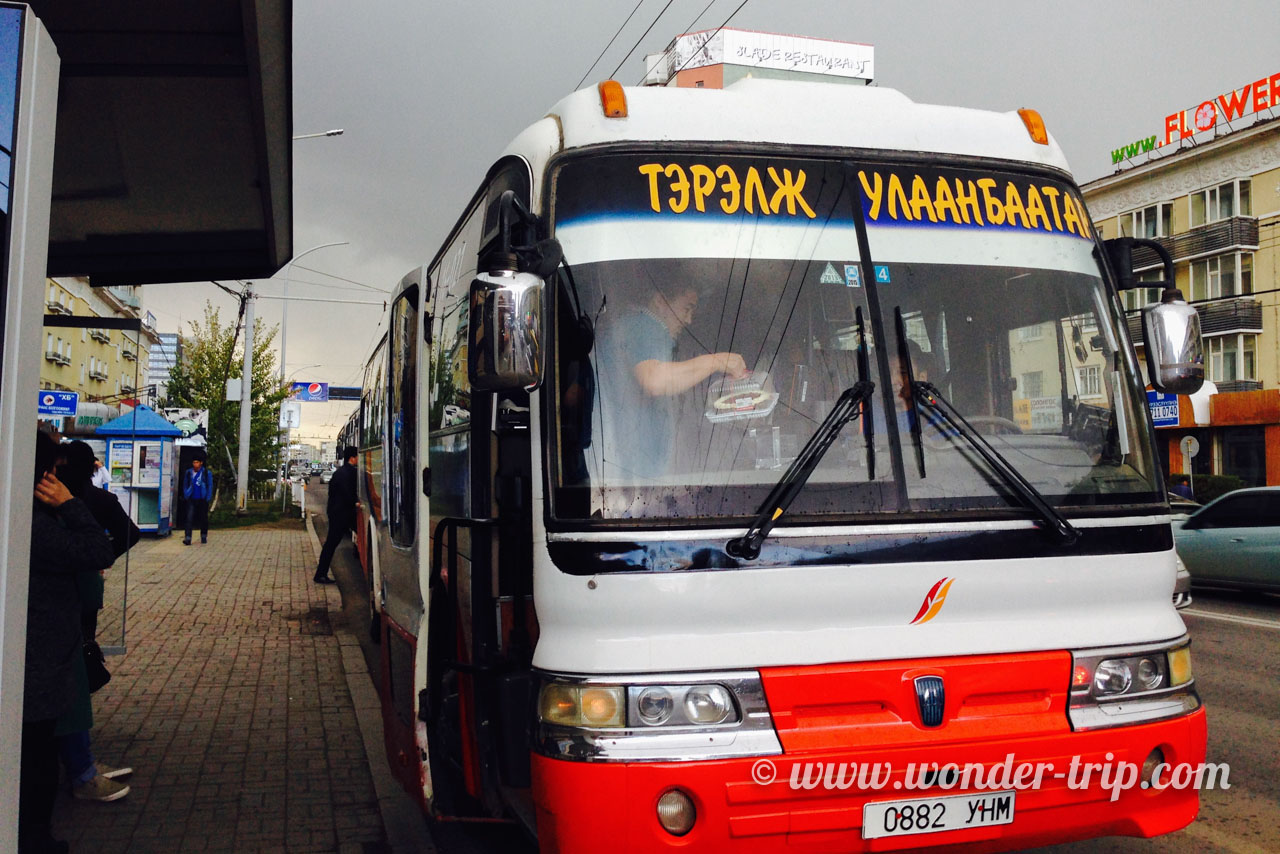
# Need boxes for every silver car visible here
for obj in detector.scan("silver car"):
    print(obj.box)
[1173,487,1280,593]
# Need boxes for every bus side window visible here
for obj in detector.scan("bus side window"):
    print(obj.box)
[389,288,419,546]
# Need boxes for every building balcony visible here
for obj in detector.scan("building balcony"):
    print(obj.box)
[1126,296,1261,344]
[88,369,109,381]
[1132,216,1258,270]
[121,348,137,361]
[1215,380,1263,393]
[89,329,111,343]
[1198,297,1263,335]
[45,299,72,315]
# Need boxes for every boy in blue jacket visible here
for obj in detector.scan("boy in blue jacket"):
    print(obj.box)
[182,456,212,545]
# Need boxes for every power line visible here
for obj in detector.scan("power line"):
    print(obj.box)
[658,0,751,84]
[577,0,647,90]
[287,263,385,293]
[638,0,717,84]
[609,0,678,80]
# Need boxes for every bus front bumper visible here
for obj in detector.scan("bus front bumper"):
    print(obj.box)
[531,707,1207,853]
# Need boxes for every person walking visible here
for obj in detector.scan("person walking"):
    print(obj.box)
[22,432,115,853]
[182,455,212,545]
[315,446,358,584]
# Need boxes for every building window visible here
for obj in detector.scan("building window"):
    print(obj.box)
[1190,252,1252,301]
[1076,365,1102,397]
[1021,371,1044,398]
[1122,270,1165,312]
[1016,323,1044,341]
[1189,178,1251,227]
[1118,202,1173,238]
[1207,334,1258,383]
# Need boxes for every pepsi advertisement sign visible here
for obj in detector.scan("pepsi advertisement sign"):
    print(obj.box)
[290,381,329,402]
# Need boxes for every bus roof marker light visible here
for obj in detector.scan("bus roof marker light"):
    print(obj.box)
[598,80,628,118]
[1018,108,1050,145]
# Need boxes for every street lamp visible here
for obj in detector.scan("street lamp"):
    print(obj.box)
[279,241,349,392]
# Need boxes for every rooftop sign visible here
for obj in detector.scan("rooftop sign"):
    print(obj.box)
[666,29,873,82]
[1110,70,1280,165]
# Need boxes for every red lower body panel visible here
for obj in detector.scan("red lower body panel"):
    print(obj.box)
[531,652,1206,853]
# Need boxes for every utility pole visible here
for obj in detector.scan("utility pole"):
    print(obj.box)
[236,284,255,512]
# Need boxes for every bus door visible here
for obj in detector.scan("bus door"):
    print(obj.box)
[421,159,537,820]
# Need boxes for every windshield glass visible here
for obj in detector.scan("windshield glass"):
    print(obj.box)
[548,152,1159,523]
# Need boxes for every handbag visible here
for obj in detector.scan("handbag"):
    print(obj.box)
[83,640,111,693]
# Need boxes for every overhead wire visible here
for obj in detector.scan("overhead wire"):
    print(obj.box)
[608,0,679,80]
[657,0,752,83]
[637,0,718,84]
[576,0,648,90]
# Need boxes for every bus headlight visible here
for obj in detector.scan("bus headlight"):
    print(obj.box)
[1068,637,1199,731]
[538,683,626,728]
[536,672,781,761]
[637,687,674,726]
[685,684,733,724]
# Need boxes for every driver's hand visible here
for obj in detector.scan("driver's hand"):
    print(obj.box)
[717,353,748,379]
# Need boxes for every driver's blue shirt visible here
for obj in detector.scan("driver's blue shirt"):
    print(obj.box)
[597,309,676,479]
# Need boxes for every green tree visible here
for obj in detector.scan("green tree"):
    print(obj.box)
[163,302,288,499]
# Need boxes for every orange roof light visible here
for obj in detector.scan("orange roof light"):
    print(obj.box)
[1018,108,1049,145]
[598,80,628,119]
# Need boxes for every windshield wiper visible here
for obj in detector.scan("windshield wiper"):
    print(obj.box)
[726,380,875,560]
[912,382,1080,545]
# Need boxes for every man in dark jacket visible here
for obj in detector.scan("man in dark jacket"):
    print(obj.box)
[23,432,115,852]
[182,455,212,545]
[315,446,359,584]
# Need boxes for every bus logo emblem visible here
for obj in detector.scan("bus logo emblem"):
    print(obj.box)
[910,577,954,625]
[915,676,945,727]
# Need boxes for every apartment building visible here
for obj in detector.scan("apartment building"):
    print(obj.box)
[1082,91,1280,487]
[41,277,159,406]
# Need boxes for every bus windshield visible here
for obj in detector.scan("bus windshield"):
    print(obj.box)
[548,152,1159,524]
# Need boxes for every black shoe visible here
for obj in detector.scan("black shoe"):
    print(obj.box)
[313,576,336,584]
[182,539,191,546]
[201,537,207,544]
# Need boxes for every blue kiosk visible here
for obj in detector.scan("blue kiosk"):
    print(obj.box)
[95,405,183,535]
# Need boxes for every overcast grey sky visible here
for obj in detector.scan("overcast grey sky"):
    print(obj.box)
[144,0,1279,447]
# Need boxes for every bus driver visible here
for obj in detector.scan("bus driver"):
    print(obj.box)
[597,283,748,479]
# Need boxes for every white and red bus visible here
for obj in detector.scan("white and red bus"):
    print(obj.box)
[352,78,1207,852]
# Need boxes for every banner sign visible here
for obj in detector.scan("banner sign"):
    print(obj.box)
[1147,390,1180,428]
[557,155,1091,241]
[1110,69,1280,165]
[290,381,329,402]
[37,390,78,417]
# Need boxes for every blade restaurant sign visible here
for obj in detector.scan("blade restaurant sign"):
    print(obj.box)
[1110,69,1280,165]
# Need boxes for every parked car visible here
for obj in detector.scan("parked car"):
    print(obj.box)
[1173,487,1280,592]
[320,467,334,484]
[1168,492,1200,522]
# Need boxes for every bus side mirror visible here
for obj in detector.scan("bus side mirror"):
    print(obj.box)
[1142,292,1203,394]
[468,270,544,392]
[1105,236,1204,395]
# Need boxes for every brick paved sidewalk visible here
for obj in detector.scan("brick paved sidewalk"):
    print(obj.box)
[51,524,388,853]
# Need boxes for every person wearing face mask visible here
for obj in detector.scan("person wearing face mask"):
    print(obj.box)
[21,432,115,852]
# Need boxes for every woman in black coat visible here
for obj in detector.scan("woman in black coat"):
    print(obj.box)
[21,433,115,853]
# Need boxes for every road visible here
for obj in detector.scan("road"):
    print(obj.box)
[309,480,1280,853]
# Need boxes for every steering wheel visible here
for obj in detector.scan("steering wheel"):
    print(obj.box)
[965,415,1024,435]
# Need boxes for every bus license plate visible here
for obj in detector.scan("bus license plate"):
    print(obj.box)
[862,791,1015,839]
